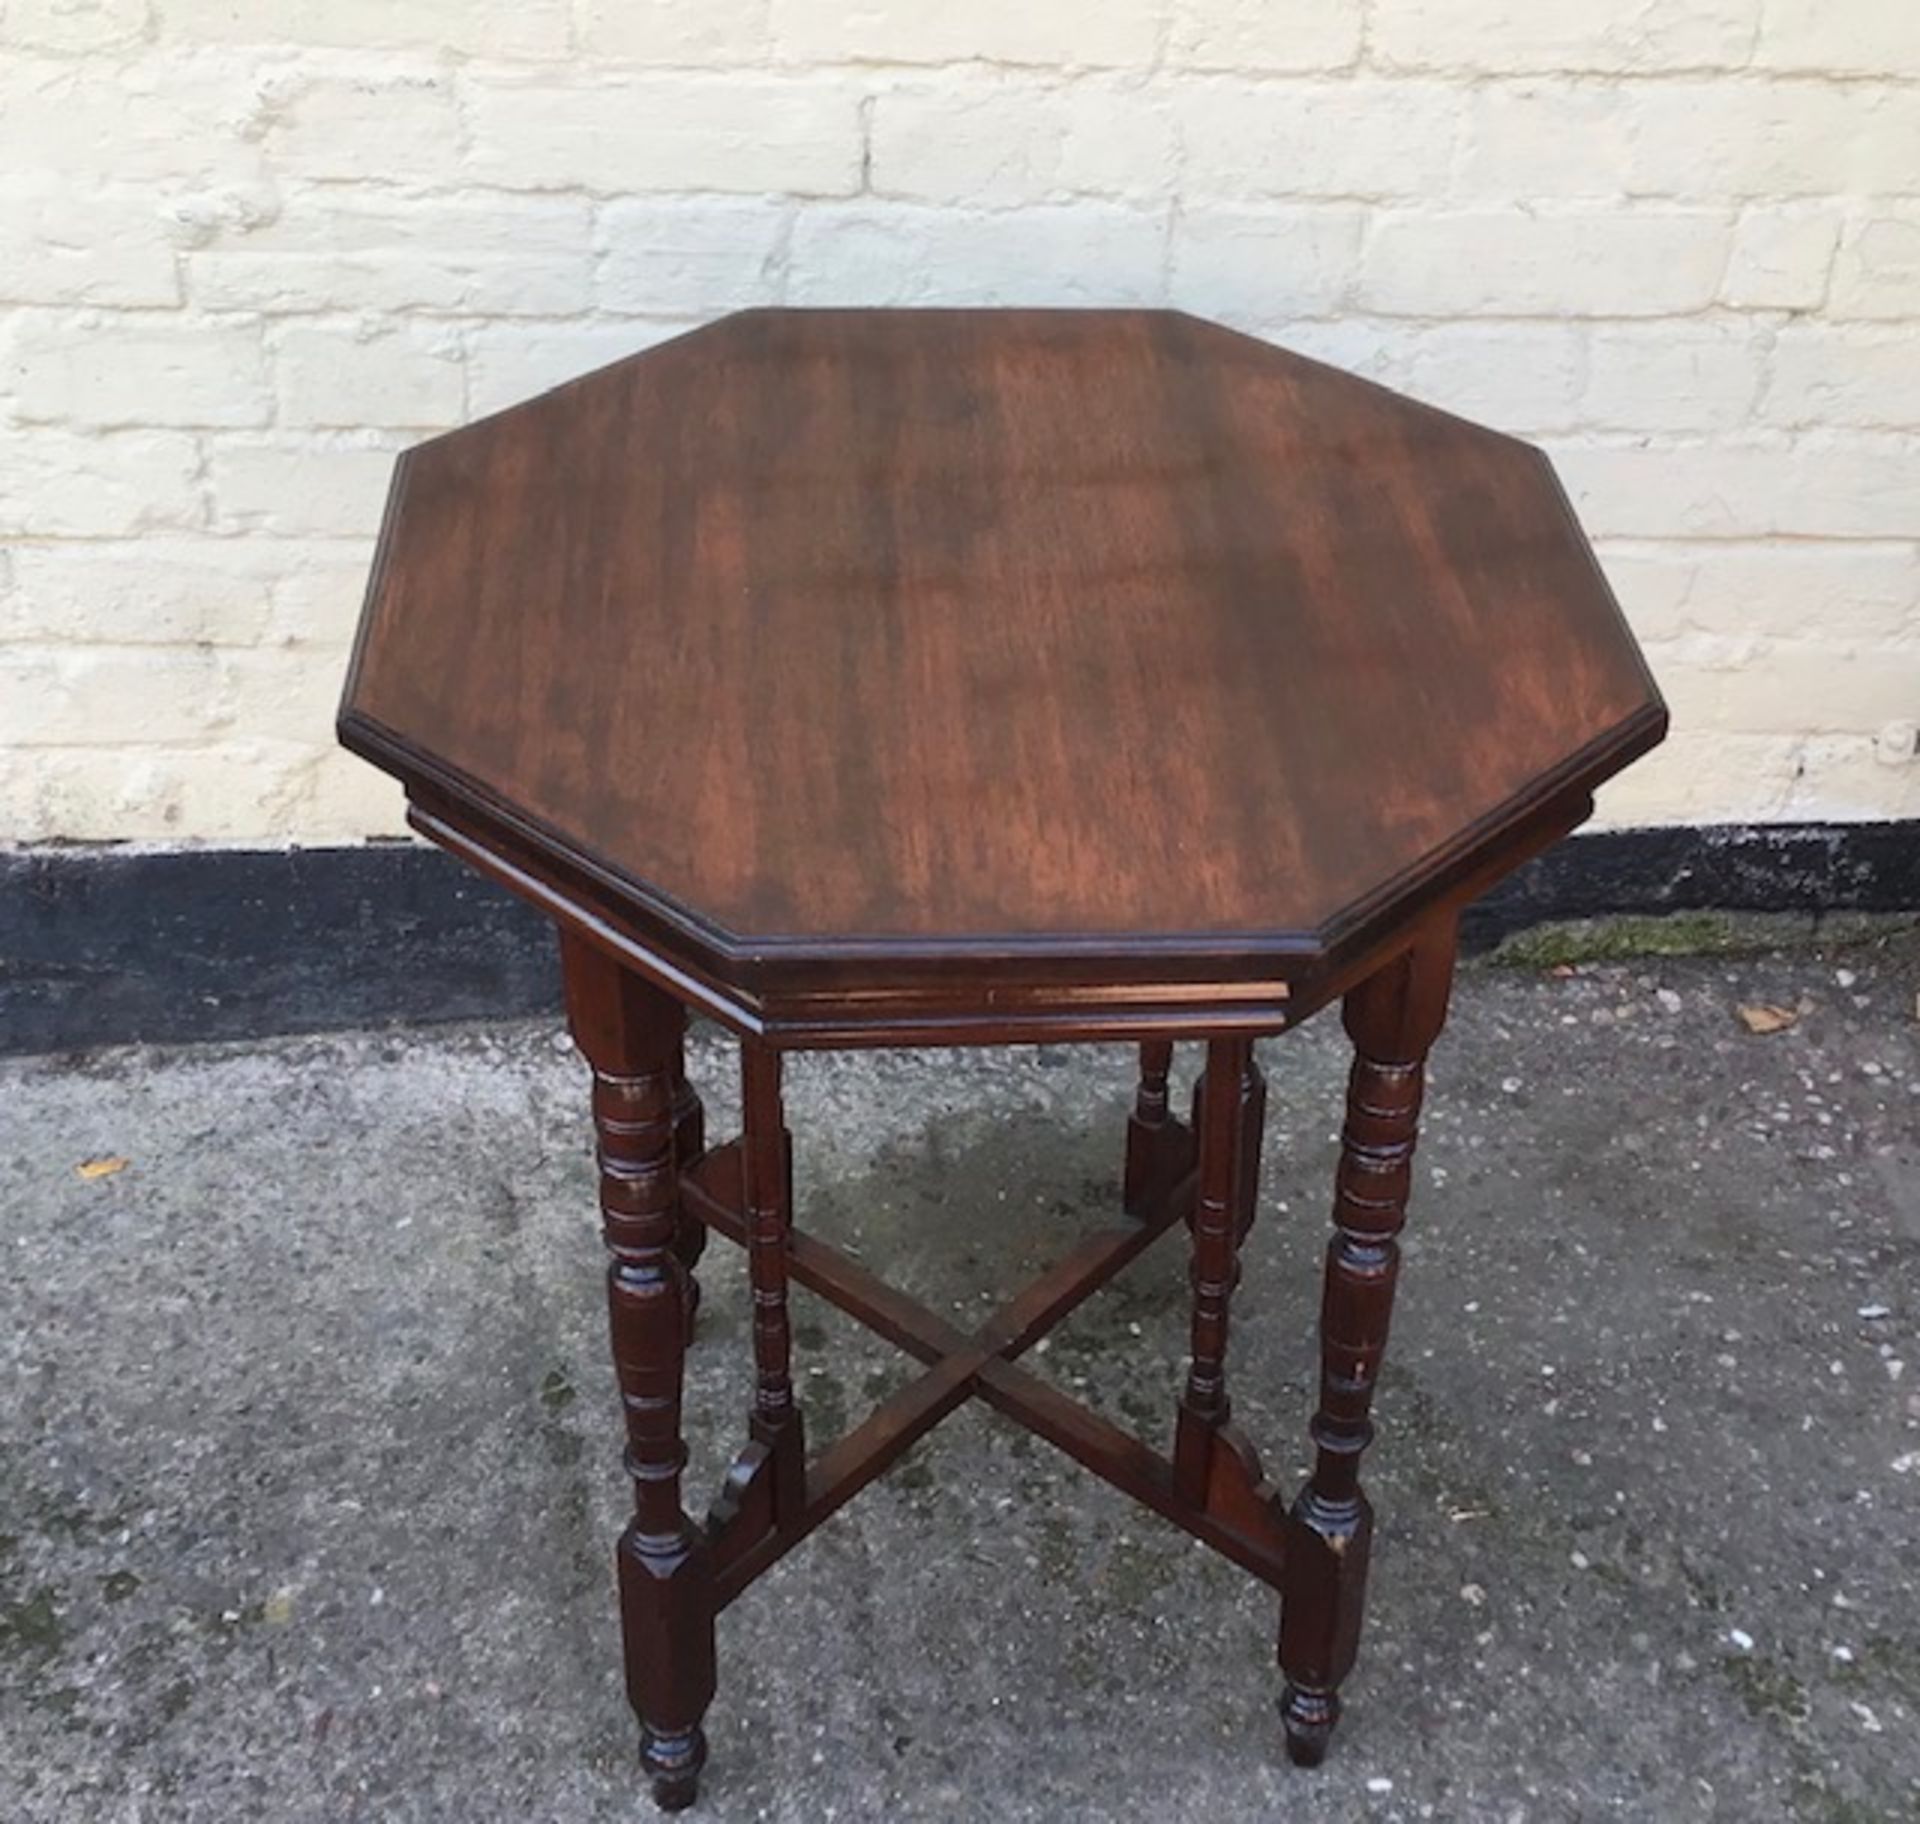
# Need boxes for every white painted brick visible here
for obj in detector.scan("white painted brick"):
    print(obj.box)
[0,741,326,843]
[770,0,1160,69]
[1755,0,1920,76]
[1830,206,1920,320]
[0,540,290,644]
[1593,730,1798,826]
[1166,0,1361,72]
[1461,81,1920,202]
[6,315,270,428]
[464,76,862,197]
[1660,639,1920,735]
[788,203,1168,307]
[204,436,404,537]
[576,0,770,64]
[1267,319,1580,443]
[0,52,261,184]
[1167,208,1363,323]
[0,182,180,307]
[3,0,149,52]
[1784,735,1920,820]
[0,430,202,535]
[871,80,1176,207]
[1459,85,1631,200]
[1595,541,1920,645]
[1590,546,1695,644]
[1548,436,1920,539]
[258,70,465,186]
[464,320,701,417]
[596,198,790,315]
[0,644,221,745]
[1627,81,1920,198]
[1361,211,1732,317]
[1248,317,1406,381]
[159,0,569,57]
[1177,81,1461,200]
[300,747,410,839]
[3,0,1918,844]
[1767,327,1920,429]
[1372,0,1759,72]
[220,646,352,742]
[186,191,595,316]
[262,546,378,646]
[1386,322,1589,433]
[272,321,464,430]
[1722,204,1840,309]
[1583,323,1766,433]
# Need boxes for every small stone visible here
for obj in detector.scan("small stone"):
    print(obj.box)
[1857,1304,1891,1320]
[1460,1583,1486,1607]
[1835,968,1857,988]
[1851,1701,1883,1733]
[1831,1645,1855,1663]
[1656,988,1683,1013]
[1891,1453,1917,1475]
[1728,1629,1754,1652]
[1501,1076,1522,1094]
[1366,1776,1394,1794]
[1570,1551,1590,1571]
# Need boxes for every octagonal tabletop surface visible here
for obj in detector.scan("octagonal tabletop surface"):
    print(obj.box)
[342,308,1663,1000]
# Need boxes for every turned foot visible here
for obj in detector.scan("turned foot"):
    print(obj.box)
[643,1723,707,1811]
[1280,1685,1338,1766]
[1277,920,1455,1773]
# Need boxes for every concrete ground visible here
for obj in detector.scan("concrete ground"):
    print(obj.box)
[3,928,1918,1824]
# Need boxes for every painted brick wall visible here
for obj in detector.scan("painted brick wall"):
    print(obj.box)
[2,0,1917,844]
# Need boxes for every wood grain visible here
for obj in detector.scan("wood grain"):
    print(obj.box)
[342,308,1663,1028]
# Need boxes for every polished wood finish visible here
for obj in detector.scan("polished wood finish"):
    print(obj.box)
[1280,915,1457,1766]
[338,307,1667,1807]
[1122,1039,1183,1215]
[559,935,713,1811]
[708,1043,807,1546]
[342,308,1663,1039]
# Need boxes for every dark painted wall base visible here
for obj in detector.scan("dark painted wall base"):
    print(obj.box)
[3,822,1917,1057]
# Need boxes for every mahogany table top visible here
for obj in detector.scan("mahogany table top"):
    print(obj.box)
[340,308,1663,1039]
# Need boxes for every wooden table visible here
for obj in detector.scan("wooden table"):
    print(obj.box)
[339,308,1665,1809]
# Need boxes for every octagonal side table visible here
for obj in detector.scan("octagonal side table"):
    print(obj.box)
[339,308,1665,1809]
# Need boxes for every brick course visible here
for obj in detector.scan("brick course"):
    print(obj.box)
[1,1,1914,840]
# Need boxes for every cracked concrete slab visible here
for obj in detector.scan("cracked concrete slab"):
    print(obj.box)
[3,932,1917,1822]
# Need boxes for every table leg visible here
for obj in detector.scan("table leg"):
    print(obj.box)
[670,1044,707,1316]
[741,1041,806,1517]
[1279,917,1456,1767]
[561,935,716,1812]
[1173,1037,1263,1504]
[1123,1039,1178,1216]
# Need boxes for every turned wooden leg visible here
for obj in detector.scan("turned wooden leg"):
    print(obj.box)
[741,1042,806,1514]
[1280,918,1456,1768]
[1123,1039,1179,1216]
[561,934,716,1812]
[1173,1037,1266,1505]
[669,1043,708,1322]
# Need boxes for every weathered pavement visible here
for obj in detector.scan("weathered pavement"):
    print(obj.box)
[3,929,1917,1823]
